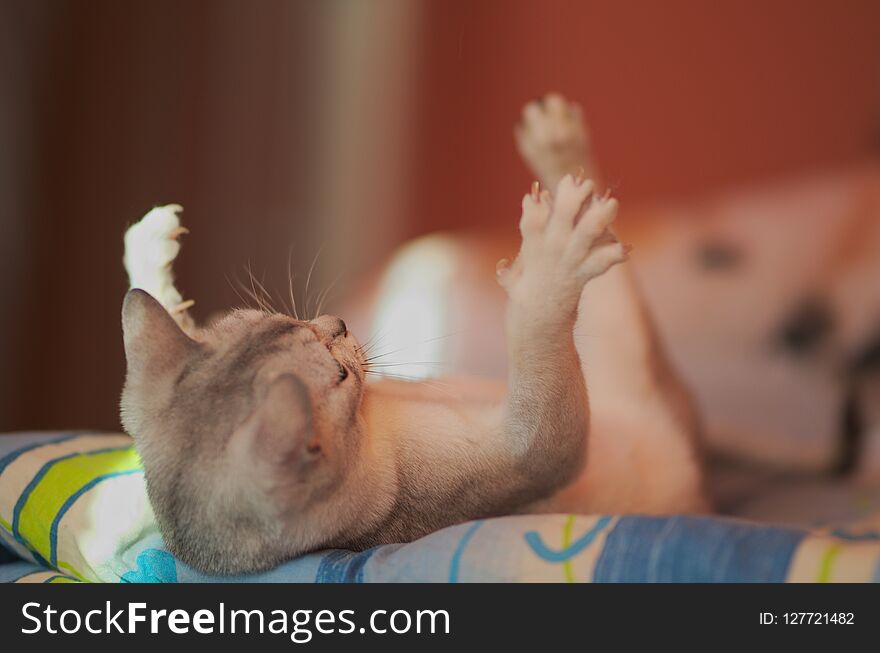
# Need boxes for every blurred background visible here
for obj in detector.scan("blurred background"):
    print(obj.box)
[1,0,879,438]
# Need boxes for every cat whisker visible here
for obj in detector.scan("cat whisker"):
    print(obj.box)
[362,370,459,398]
[286,245,300,320]
[304,245,324,319]
[226,273,257,311]
[314,270,345,318]
[356,330,389,360]
[360,330,466,364]
[237,280,267,313]
[243,262,273,314]
[237,274,273,315]
[251,268,281,316]
[246,262,288,317]
[364,361,447,368]
[277,294,294,318]
[233,273,263,312]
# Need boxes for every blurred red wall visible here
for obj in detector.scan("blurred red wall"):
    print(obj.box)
[406,0,880,238]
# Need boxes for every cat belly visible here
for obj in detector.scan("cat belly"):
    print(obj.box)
[531,405,709,515]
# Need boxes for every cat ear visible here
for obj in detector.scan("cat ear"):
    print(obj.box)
[122,289,198,377]
[233,373,319,471]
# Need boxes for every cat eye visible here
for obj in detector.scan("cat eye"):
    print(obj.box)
[336,363,349,384]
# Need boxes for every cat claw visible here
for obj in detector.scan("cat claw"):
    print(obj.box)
[496,256,522,290]
[171,299,195,314]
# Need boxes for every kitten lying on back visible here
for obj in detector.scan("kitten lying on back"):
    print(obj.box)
[121,95,706,574]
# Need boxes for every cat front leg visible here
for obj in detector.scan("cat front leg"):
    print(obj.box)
[123,204,196,333]
[495,174,628,494]
[354,176,630,541]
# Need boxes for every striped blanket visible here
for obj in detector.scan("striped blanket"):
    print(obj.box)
[2,432,879,583]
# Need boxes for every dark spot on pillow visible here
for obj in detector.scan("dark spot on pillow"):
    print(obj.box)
[776,298,834,356]
[695,240,744,271]
[831,382,862,476]
[849,330,880,376]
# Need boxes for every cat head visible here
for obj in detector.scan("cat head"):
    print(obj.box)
[120,289,379,574]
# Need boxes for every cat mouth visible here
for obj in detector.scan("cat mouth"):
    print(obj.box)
[327,336,365,383]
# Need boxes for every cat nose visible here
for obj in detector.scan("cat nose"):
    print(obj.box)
[312,315,348,340]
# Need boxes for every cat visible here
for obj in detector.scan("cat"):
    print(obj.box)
[120,94,707,574]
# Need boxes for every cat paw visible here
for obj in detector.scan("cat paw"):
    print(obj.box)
[497,175,627,308]
[123,204,190,312]
[515,93,595,188]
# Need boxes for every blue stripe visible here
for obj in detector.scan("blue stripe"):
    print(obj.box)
[42,574,79,584]
[314,547,380,583]
[12,570,44,583]
[593,516,805,582]
[449,520,483,583]
[524,516,612,562]
[0,561,45,583]
[49,468,143,567]
[829,529,880,541]
[0,432,89,477]
[14,542,49,568]
[0,528,40,567]
[315,550,351,582]
[11,446,133,549]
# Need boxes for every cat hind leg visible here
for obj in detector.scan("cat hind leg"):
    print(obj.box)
[515,92,599,190]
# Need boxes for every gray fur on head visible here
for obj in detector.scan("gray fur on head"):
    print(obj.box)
[120,289,371,574]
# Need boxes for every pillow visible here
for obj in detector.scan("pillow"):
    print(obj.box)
[2,431,880,583]
[0,432,155,582]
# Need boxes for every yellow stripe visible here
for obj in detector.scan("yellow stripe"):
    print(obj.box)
[817,543,841,582]
[58,561,89,582]
[17,448,141,562]
[562,515,576,583]
[48,576,81,583]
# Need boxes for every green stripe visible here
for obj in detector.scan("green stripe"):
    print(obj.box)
[16,448,141,563]
[817,543,842,582]
[58,561,89,582]
[562,515,576,583]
